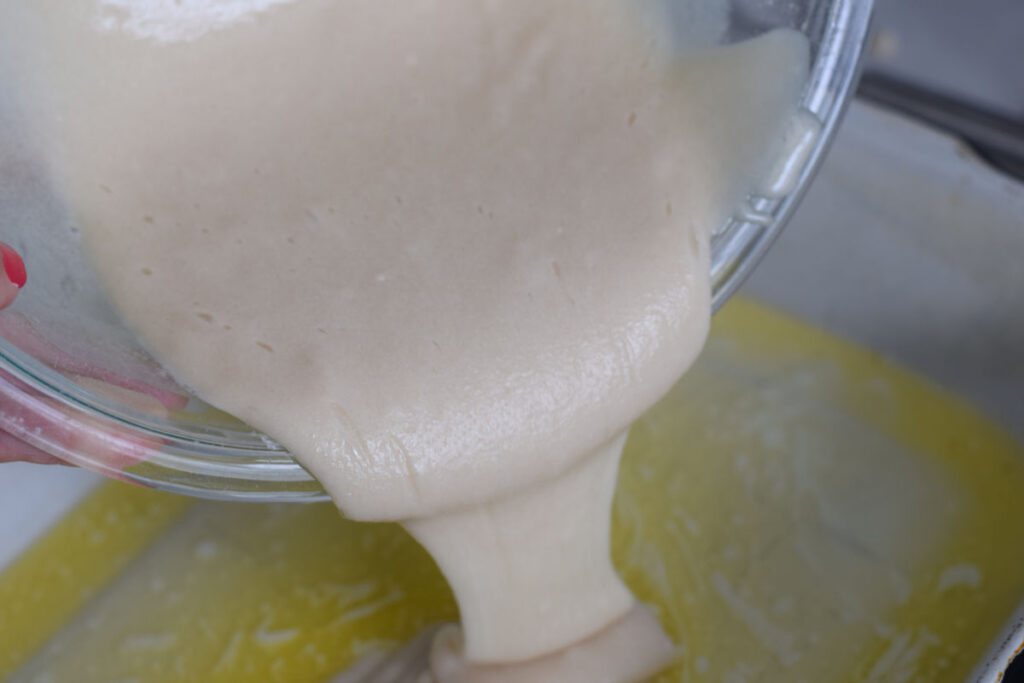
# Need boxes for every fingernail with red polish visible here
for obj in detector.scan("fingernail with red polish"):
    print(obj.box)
[0,243,26,288]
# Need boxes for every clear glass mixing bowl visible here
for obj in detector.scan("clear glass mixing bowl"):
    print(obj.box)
[0,0,874,502]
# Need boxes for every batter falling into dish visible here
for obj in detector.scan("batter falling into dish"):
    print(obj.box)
[0,1,808,679]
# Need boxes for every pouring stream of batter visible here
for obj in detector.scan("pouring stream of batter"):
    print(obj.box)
[0,1,808,679]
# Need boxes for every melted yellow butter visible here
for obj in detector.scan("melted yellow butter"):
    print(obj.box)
[3,297,1024,682]
[0,485,190,677]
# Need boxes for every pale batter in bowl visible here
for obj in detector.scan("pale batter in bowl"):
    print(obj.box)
[0,1,808,679]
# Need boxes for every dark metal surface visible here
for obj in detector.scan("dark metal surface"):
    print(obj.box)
[1007,655,1024,682]
[858,71,1024,181]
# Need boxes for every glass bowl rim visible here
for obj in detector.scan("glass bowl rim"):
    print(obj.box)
[0,0,875,502]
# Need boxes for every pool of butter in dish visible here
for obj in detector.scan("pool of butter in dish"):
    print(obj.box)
[3,297,1024,683]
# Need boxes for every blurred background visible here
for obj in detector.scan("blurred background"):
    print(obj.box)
[867,0,1023,118]
[862,0,1023,180]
